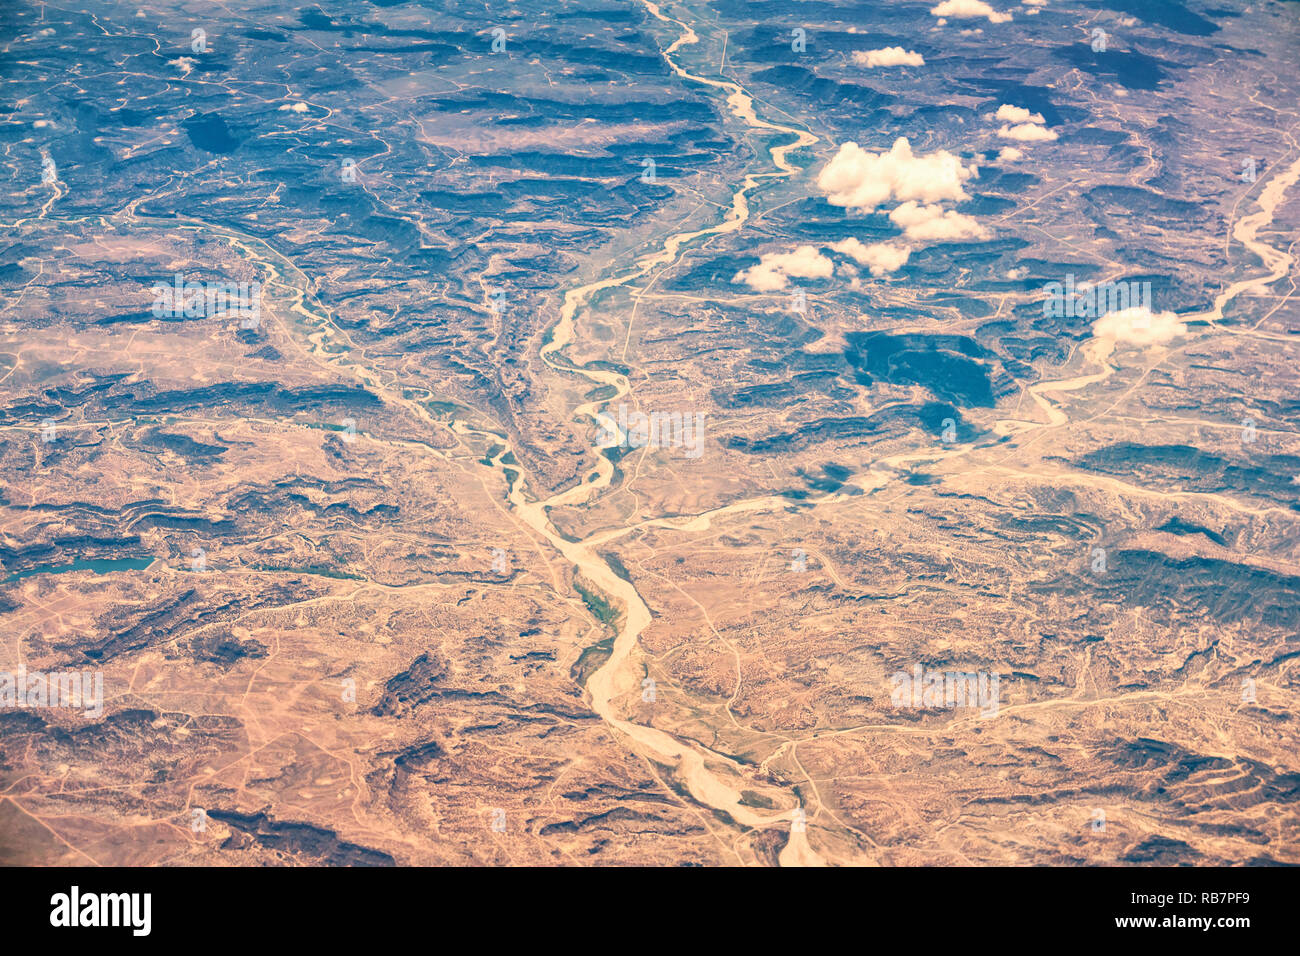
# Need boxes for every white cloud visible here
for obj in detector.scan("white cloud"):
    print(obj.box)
[734,245,834,291]
[997,146,1024,161]
[993,105,1056,142]
[167,56,197,76]
[1092,306,1187,345]
[852,47,925,67]
[995,104,1044,124]
[999,122,1058,141]
[832,239,913,275]
[278,102,311,113]
[817,137,978,211]
[889,202,989,241]
[1023,0,1048,5]
[930,0,1013,23]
